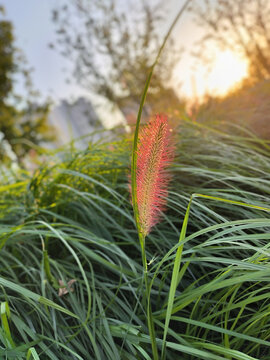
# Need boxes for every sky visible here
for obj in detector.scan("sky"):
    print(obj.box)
[2,0,88,103]
[2,1,249,109]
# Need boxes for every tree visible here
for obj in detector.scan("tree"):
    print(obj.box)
[190,0,270,82]
[51,0,185,124]
[0,6,53,162]
[0,13,14,103]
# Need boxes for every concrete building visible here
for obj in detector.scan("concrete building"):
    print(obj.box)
[48,97,105,149]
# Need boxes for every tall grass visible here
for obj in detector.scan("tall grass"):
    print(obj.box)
[1,1,270,357]
[0,122,270,359]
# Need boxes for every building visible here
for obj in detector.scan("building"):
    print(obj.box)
[48,97,106,148]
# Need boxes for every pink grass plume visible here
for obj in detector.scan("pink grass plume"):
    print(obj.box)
[134,114,175,237]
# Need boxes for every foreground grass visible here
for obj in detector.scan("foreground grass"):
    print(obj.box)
[0,123,270,359]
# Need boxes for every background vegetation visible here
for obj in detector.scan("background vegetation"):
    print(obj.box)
[1,0,270,358]
[1,122,270,359]
[0,6,53,162]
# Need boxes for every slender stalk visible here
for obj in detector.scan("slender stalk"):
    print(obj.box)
[161,195,193,360]
[131,0,191,234]
[140,233,159,360]
[130,2,192,358]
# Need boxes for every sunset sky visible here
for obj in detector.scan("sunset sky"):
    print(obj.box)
[2,0,249,105]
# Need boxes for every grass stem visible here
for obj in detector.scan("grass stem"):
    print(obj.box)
[140,233,159,360]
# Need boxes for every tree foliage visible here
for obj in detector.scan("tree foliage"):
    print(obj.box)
[0,7,53,162]
[191,0,270,82]
[51,0,184,123]
[0,17,14,102]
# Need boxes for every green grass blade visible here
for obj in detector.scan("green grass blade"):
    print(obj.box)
[27,347,40,360]
[161,195,193,359]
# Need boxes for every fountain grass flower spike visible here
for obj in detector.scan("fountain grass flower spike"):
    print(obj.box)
[130,113,175,360]
[135,114,175,238]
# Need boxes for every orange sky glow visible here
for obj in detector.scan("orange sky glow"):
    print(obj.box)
[180,50,249,99]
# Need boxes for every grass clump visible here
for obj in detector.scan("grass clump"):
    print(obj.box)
[0,122,270,359]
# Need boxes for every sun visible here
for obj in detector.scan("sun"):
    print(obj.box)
[183,50,249,99]
[207,50,248,95]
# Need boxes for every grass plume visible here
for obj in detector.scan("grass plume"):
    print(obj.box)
[135,114,175,237]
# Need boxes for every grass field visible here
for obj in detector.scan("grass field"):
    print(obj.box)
[1,120,270,359]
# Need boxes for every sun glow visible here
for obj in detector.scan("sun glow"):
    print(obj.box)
[183,50,249,99]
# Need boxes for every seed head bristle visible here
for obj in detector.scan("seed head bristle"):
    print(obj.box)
[135,114,174,237]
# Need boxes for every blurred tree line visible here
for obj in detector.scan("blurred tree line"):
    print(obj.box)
[189,0,270,138]
[52,0,270,138]
[191,0,270,83]
[0,5,53,163]
[1,0,268,163]
[51,0,185,125]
